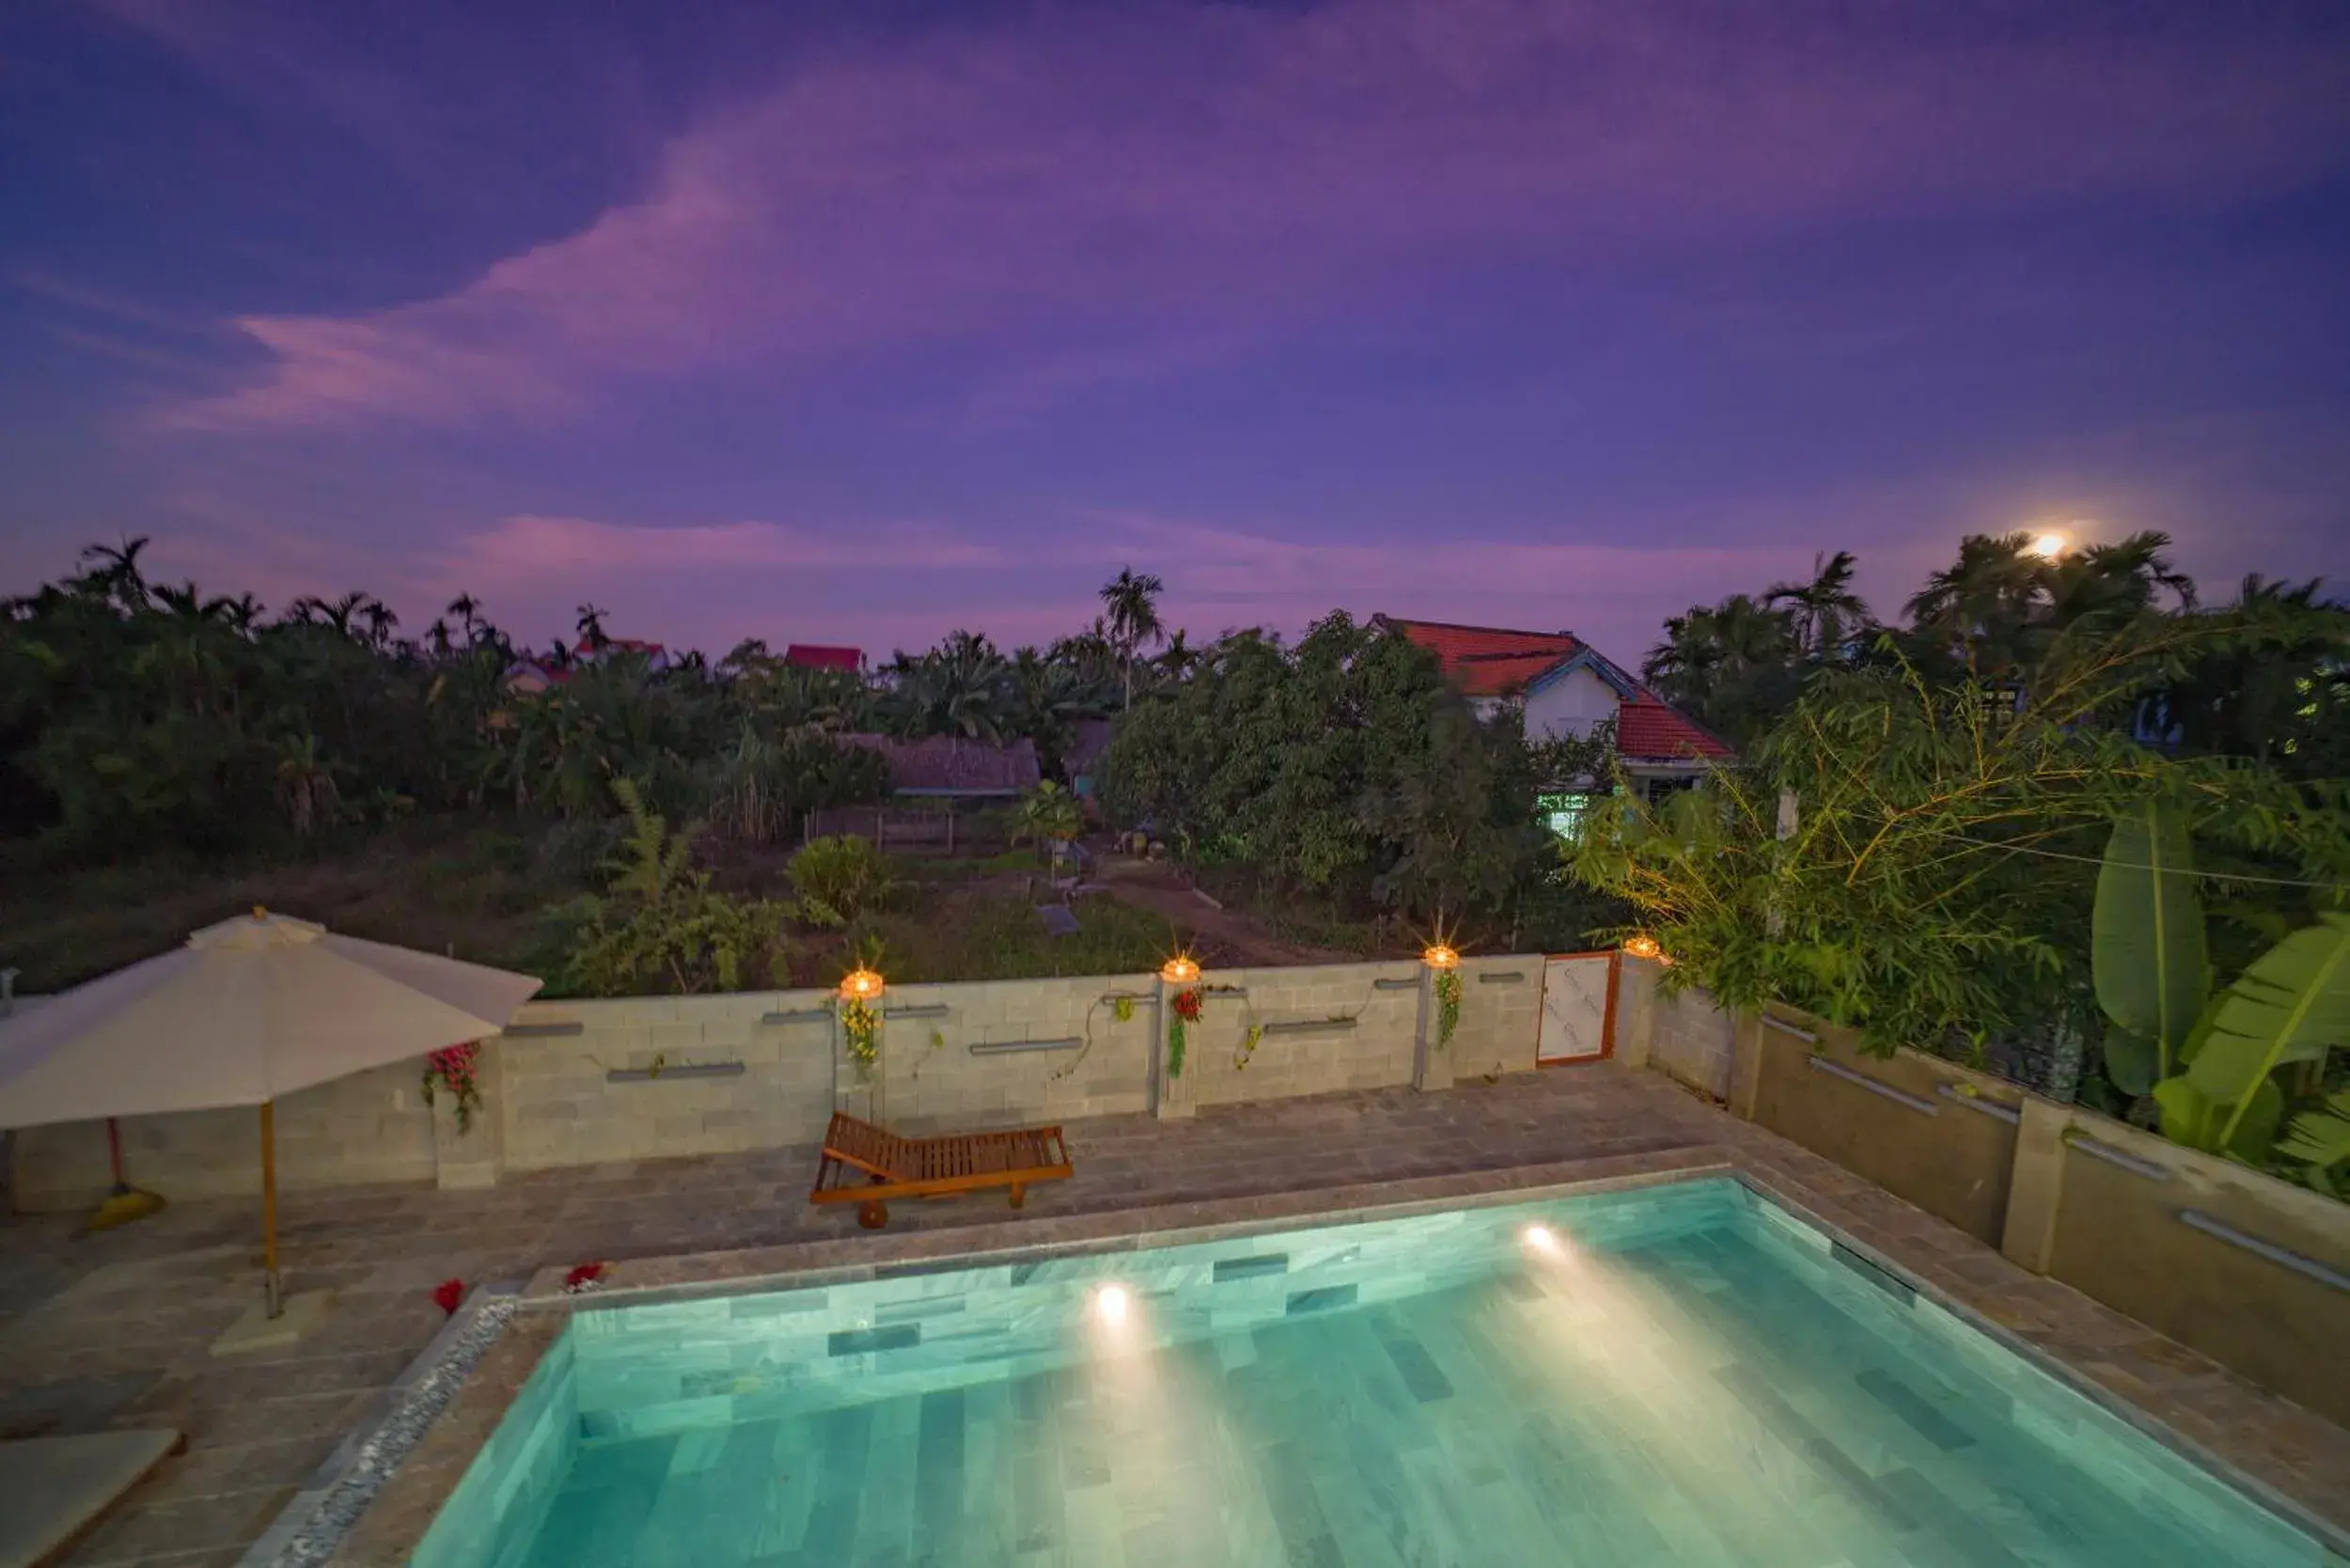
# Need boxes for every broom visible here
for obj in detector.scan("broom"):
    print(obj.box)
[86,1117,166,1232]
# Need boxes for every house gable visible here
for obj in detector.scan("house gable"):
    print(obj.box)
[1380,610,1731,766]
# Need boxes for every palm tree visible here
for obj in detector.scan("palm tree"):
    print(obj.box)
[1099,568,1166,711]
[274,731,343,836]
[575,603,611,653]
[355,596,400,651]
[884,632,1011,744]
[2042,531,2197,634]
[76,537,152,611]
[1904,533,2047,671]
[1764,550,1872,660]
[1642,595,1799,742]
[1156,628,1200,683]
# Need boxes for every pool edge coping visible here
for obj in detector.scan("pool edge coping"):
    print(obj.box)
[322,1144,2350,1565]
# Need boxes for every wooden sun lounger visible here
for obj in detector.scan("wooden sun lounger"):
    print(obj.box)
[810,1111,1073,1230]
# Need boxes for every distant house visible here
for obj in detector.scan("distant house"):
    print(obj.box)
[580,636,668,668]
[837,733,1041,800]
[784,644,865,672]
[501,659,565,697]
[1373,616,1731,832]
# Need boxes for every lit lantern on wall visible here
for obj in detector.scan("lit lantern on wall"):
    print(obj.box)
[1420,943,1460,971]
[1159,954,1200,985]
[1623,934,1664,963]
[838,964,885,1003]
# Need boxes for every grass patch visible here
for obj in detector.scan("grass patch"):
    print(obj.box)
[860,892,1207,984]
[1188,867,1404,957]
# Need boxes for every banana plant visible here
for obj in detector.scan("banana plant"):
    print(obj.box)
[2092,800,2208,1094]
[2280,1090,2350,1198]
[2152,911,2350,1158]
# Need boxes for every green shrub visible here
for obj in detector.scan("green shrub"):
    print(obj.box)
[791,834,900,929]
[565,780,792,995]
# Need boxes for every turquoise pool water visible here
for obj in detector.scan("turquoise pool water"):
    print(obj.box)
[418,1180,2341,1568]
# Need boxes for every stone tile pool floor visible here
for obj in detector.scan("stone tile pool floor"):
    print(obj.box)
[2,1064,2344,1566]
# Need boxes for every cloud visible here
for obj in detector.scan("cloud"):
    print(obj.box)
[440,513,1004,588]
[165,0,2350,431]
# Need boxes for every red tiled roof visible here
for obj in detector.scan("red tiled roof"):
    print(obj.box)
[784,643,864,670]
[1379,613,1731,760]
[1376,618,1583,696]
[1616,698,1733,760]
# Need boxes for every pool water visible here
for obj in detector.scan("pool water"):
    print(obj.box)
[419,1180,2342,1568]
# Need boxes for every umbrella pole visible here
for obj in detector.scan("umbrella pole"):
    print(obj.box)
[259,1100,282,1318]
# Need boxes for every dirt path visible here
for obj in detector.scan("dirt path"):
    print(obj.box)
[1090,854,1359,966]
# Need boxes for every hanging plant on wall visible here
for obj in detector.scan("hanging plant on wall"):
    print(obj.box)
[1168,987,1202,1078]
[838,997,882,1084]
[421,1042,483,1133]
[1434,971,1463,1050]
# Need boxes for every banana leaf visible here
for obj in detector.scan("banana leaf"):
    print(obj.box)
[2092,803,2207,1080]
[2186,911,2350,1149]
[2279,1090,2350,1197]
[2101,1027,2158,1097]
[2150,1074,2281,1160]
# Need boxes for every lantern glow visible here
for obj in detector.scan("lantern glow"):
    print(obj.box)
[1159,955,1200,984]
[1421,943,1460,971]
[838,965,885,1002]
[1623,934,1661,961]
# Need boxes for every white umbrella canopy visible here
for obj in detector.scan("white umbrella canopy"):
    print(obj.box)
[0,910,542,1127]
[0,909,542,1317]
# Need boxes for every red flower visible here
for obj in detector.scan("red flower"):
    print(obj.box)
[564,1262,607,1294]
[431,1278,464,1315]
[1171,988,1203,1022]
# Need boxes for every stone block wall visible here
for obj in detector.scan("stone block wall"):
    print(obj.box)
[851,974,1157,1135]
[493,992,838,1173]
[8,954,1557,1208]
[1185,962,1424,1107]
[1681,996,2350,1427]
[8,1058,437,1210]
[1443,955,1544,1079]
[1617,959,1736,1099]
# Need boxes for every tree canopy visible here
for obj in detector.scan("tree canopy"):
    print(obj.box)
[1099,612,1614,944]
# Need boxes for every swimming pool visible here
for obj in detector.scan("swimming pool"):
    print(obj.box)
[417,1178,2341,1567]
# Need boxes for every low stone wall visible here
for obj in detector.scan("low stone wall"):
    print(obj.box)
[1615,957,1736,1098]
[8,954,1557,1210]
[1738,1005,2022,1245]
[1684,998,2350,1427]
[1444,955,1546,1079]
[493,991,838,1173]
[849,973,1158,1135]
[2022,1108,2350,1428]
[8,1058,438,1210]
[1183,961,1422,1107]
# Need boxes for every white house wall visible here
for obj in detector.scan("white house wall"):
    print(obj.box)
[1521,666,1620,740]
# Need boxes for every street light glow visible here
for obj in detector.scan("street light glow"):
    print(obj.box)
[2029,532,2067,559]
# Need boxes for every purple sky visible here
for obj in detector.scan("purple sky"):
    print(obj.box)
[6,0,2348,664]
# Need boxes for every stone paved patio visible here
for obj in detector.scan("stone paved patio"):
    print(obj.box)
[4,1062,2345,1567]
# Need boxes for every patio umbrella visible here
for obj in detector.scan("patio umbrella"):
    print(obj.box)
[0,909,541,1316]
